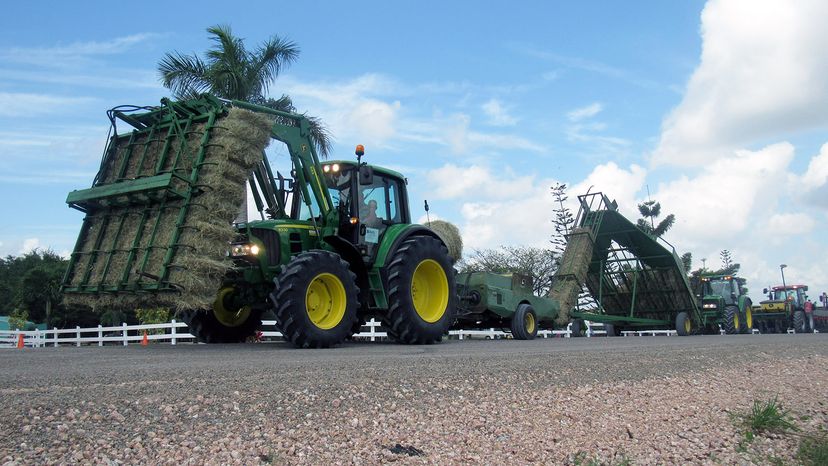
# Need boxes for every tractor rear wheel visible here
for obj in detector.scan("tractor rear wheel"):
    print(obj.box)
[675,311,692,336]
[271,250,359,348]
[793,310,807,333]
[383,235,456,344]
[722,305,741,334]
[510,304,538,340]
[181,288,262,343]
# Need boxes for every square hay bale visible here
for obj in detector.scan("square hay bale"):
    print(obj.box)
[64,106,273,313]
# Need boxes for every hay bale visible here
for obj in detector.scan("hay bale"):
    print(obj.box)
[550,227,595,326]
[426,220,463,263]
[64,105,272,312]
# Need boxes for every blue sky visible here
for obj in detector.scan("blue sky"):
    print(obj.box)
[1,1,827,304]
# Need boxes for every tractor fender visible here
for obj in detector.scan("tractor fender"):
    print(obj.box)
[373,224,445,268]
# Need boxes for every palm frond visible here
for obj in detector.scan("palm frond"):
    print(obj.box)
[157,52,210,99]
[253,36,299,95]
[205,24,248,99]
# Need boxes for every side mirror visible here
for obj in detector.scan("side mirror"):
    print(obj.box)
[359,165,374,185]
[762,288,768,294]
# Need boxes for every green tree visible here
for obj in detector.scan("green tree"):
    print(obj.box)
[550,182,574,260]
[459,246,557,297]
[158,24,332,157]
[636,199,675,237]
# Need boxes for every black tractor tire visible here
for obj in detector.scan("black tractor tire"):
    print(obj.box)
[675,311,692,336]
[510,304,538,340]
[793,310,807,333]
[570,319,587,337]
[180,307,262,344]
[722,305,741,335]
[604,323,620,337]
[740,301,754,334]
[271,250,359,348]
[383,235,457,344]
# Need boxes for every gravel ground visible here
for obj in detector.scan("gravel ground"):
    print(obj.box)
[1,335,826,465]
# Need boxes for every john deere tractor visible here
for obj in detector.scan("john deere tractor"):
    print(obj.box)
[61,96,456,348]
[698,274,753,334]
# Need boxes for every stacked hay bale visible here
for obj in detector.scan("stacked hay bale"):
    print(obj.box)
[426,219,463,264]
[549,227,595,326]
[63,107,272,312]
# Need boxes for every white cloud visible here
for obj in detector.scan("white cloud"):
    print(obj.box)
[481,98,518,126]
[654,143,795,244]
[0,92,96,117]
[19,238,40,254]
[567,102,603,122]
[767,213,815,236]
[653,0,828,166]
[0,33,161,68]
[571,162,647,217]
[424,163,558,250]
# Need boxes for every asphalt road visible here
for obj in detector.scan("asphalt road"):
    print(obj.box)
[2,333,827,390]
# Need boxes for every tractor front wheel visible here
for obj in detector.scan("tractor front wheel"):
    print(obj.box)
[181,288,262,343]
[510,304,538,340]
[271,250,359,348]
[722,305,741,335]
[384,235,456,344]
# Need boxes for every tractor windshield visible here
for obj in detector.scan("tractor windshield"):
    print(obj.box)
[772,288,804,306]
[704,278,738,304]
[293,167,354,221]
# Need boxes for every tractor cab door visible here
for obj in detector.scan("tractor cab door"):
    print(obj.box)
[355,173,406,261]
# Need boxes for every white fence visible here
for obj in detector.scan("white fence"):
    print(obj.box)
[1,319,689,349]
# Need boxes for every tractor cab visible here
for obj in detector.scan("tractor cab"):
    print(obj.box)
[313,160,410,260]
[765,285,808,307]
[701,274,741,305]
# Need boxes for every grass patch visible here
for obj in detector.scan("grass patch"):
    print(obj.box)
[798,436,828,466]
[572,451,632,466]
[734,396,798,436]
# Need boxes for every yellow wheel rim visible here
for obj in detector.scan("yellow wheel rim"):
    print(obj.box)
[306,273,347,330]
[733,311,740,330]
[411,259,449,323]
[213,287,252,328]
[745,307,753,329]
[684,318,692,334]
[525,312,536,334]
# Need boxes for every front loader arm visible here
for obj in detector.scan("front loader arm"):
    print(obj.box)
[229,99,333,220]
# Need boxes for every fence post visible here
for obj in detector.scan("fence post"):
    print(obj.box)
[97,324,103,347]
[122,322,128,346]
[35,329,41,348]
[171,319,177,346]
[369,319,376,342]
[53,327,58,347]
[76,326,81,347]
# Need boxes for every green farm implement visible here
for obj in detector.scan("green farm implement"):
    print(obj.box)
[549,192,709,336]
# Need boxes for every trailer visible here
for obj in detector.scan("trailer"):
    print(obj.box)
[549,192,710,336]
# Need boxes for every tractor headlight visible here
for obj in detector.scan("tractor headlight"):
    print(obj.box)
[231,243,261,257]
[703,303,718,309]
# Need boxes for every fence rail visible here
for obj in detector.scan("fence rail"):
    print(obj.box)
[1,319,705,349]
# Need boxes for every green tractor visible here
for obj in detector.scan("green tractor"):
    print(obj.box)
[697,274,753,335]
[61,96,456,348]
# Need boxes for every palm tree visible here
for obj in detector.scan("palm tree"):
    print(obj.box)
[158,25,332,157]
